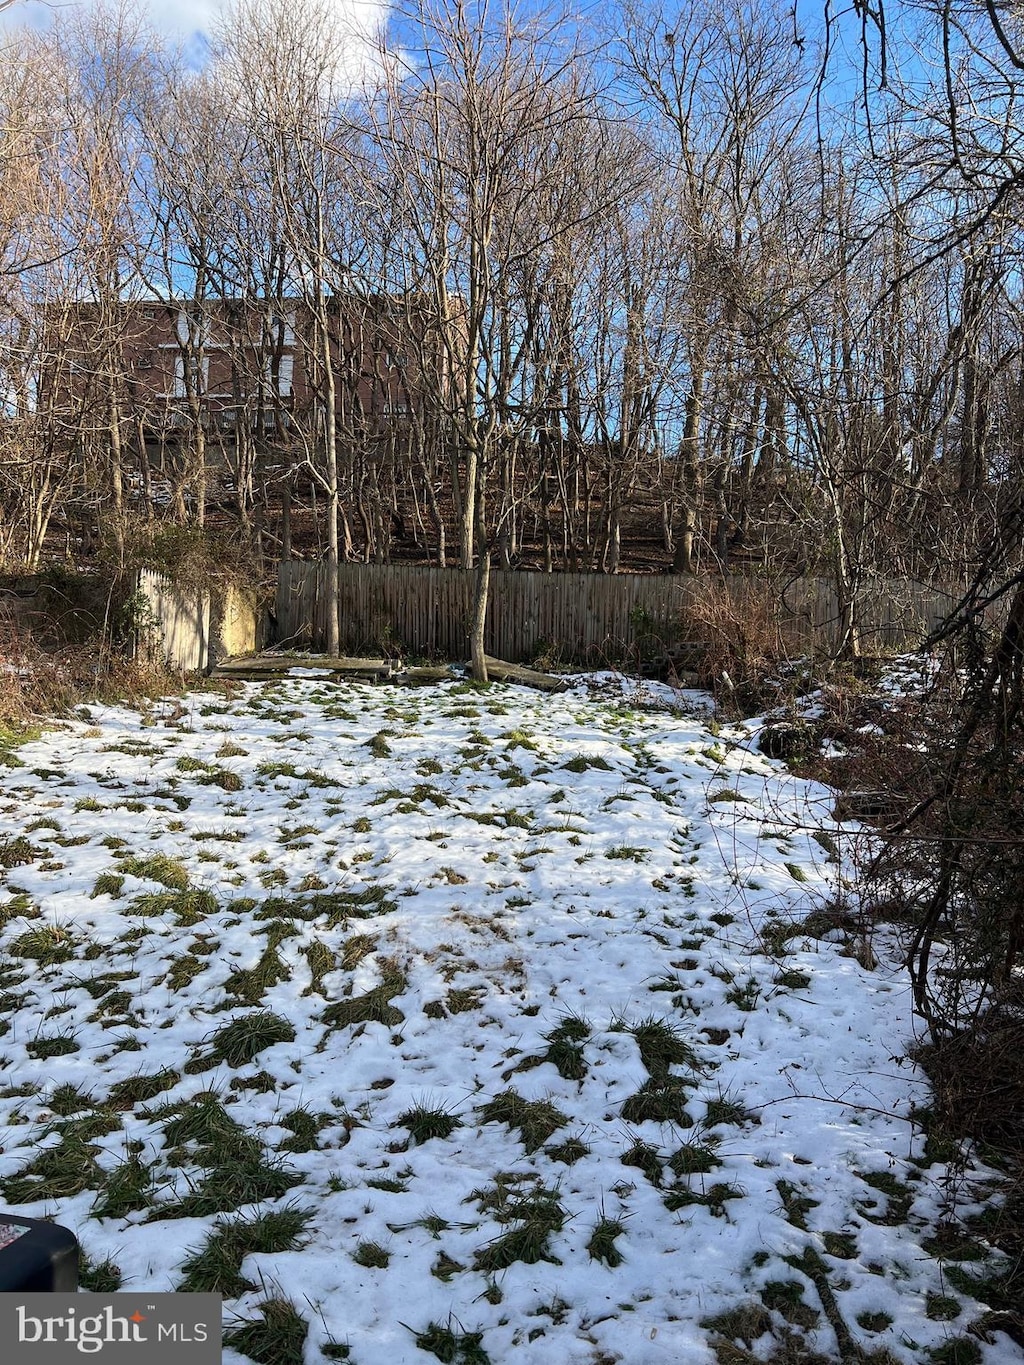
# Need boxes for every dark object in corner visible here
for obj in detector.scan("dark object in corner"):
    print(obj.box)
[0,1212,79,1292]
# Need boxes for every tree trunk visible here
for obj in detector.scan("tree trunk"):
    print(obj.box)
[469,547,490,681]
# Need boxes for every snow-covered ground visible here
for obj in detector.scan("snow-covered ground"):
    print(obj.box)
[0,675,1016,1365]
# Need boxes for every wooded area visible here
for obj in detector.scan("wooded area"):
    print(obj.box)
[1,0,1022,660]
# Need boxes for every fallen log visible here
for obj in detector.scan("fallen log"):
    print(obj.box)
[396,665,454,685]
[213,654,394,681]
[482,656,569,692]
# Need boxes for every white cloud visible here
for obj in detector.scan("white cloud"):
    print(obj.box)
[2,0,387,75]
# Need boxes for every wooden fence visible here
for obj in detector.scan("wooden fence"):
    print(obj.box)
[275,562,958,663]
[135,569,258,671]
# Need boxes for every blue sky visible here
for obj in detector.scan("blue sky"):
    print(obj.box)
[2,0,387,69]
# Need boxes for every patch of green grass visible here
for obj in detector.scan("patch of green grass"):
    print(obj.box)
[605,845,648,862]
[587,1216,626,1267]
[775,1179,819,1231]
[224,945,290,1005]
[164,1146,302,1218]
[322,965,408,1031]
[472,1182,566,1273]
[46,1109,121,1143]
[761,1279,821,1329]
[303,940,335,997]
[925,1293,961,1321]
[255,886,397,926]
[26,816,61,833]
[119,853,191,890]
[855,1168,914,1225]
[540,1016,590,1081]
[224,1298,308,1365]
[188,1011,296,1071]
[27,1033,79,1060]
[0,835,43,868]
[278,1107,325,1153]
[397,1103,462,1145]
[621,1078,693,1126]
[91,1152,154,1219]
[366,1176,408,1193]
[78,1255,122,1293]
[477,1090,568,1153]
[621,1139,663,1186]
[47,1083,93,1116]
[668,1141,722,1176]
[0,889,38,927]
[704,1091,758,1127]
[627,1017,700,1081]
[159,1092,243,1149]
[927,1340,982,1365]
[785,862,810,883]
[352,1240,390,1269]
[127,888,217,925]
[107,1068,180,1108]
[179,1206,312,1295]
[2,1135,102,1203]
[663,1181,743,1215]
[90,872,125,899]
[176,755,215,775]
[725,978,762,1011]
[412,1319,490,1365]
[562,754,613,772]
[545,1137,591,1165]
[167,953,207,991]
[10,924,76,965]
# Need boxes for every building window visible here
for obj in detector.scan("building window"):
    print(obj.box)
[264,353,294,399]
[269,309,296,346]
[173,355,209,398]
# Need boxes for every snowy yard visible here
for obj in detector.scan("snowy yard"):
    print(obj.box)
[0,674,1017,1365]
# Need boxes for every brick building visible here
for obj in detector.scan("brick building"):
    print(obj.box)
[43,293,447,447]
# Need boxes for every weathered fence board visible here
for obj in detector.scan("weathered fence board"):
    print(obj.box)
[274,562,957,663]
[136,568,210,671]
[135,569,258,671]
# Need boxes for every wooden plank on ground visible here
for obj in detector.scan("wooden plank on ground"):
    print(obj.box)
[213,655,393,680]
[397,665,454,685]
[483,656,569,692]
